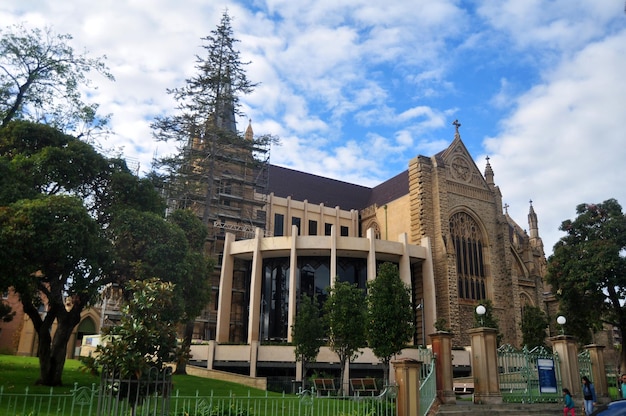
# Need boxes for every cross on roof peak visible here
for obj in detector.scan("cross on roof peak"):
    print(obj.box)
[452,119,461,134]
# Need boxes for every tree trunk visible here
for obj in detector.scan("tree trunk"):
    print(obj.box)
[338,355,347,396]
[36,307,82,386]
[382,359,390,386]
[175,320,195,375]
[302,361,309,390]
[36,325,54,385]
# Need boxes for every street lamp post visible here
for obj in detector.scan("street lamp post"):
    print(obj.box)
[557,315,566,335]
[476,304,486,327]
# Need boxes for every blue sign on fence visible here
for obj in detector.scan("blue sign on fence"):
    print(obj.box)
[537,358,557,393]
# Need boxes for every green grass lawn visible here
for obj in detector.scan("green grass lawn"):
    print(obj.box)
[0,355,269,397]
[0,356,396,416]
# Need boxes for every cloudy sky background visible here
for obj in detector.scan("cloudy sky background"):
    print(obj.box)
[2,0,625,255]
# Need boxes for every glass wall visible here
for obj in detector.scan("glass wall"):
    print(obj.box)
[337,257,367,290]
[256,256,410,342]
[261,258,290,341]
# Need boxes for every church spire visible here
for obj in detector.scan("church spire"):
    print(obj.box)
[528,199,544,251]
[528,199,539,239]
[484,155,494,185]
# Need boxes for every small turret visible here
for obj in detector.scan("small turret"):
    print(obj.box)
[484,156,494,186]
[245,119,254,141]
[528,199,538,239]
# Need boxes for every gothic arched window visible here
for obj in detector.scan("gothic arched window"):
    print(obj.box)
[450,212,486,301]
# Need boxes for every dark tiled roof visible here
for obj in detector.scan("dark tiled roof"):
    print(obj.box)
[367,170,409,207]
[268,165,372,210]
[267,165,410,211]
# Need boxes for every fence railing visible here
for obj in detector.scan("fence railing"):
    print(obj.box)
[417,347,436,416]
[578,349,592,381]
[0,349,446,416]
[0,385,399,416]
[497,344,562,403]
[0,384,98,416]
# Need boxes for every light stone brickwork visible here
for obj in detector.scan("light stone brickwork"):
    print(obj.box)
[364,132,551,347]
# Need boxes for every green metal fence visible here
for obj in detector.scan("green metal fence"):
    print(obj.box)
[578,349,592,381]
[0,384,98,416]
[497,344,562,403]
[0,350,443,416]
[417,347,436,416]
[0,385,399,416]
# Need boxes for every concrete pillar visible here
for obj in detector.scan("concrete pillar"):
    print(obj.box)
[250,340,259,377]
[468,327,502,404]
[295,359,303,382]
[551,335,581,398]
[206,340,215,370]
[215,232,235,343]
[247,228,264,344]
[430,331,456,404]
[392,358,422,416]
[398,233,411,288]
[366,227,377,282]
[586,344,608,401]
[420,236,436,345]
[287,225,298,343]
[330,224,337,282]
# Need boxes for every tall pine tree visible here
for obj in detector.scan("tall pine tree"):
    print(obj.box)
[152,11,270,225]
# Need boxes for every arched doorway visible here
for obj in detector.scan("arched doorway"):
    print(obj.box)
[73,317,97,358]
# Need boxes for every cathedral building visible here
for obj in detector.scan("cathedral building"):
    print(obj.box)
[213,120,551,356]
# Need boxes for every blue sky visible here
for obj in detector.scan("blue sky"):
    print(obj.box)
[2,0,626,254]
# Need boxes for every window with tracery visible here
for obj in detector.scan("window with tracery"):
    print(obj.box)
[450,212,486,300]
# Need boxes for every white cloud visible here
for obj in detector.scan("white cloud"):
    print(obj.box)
[2,0,625,257]
[484,28,626,253]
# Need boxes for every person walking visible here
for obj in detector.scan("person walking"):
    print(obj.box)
[621,374,626,399]
[563,388,576,416]
[581,376,596,415]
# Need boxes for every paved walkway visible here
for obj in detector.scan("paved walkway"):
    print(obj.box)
[436,402,564,416]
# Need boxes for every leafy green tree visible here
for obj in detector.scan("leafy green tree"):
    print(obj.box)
[107,207,217,375]
[0,121,164,386]
[108,209,188,293]
[520,305,549,349]
[0,195,109,386]
[366,262,413,383]
[291,294,325,388]
[0,121,109,204]
[324,279,367,395]
[0,24,113,136]
[167,209,214,375]
[547,199,626,371]
[94,278,177,409]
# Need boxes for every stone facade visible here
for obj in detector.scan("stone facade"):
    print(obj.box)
[356,128,550,347]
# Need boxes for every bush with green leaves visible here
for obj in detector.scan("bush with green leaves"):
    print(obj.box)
[89,278,179,407]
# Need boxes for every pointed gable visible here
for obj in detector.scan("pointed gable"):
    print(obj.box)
[436,131,490,192]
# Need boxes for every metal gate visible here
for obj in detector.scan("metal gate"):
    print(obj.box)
[418,347,437,416]
[497,344,562,403]
[578,349,593,381]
